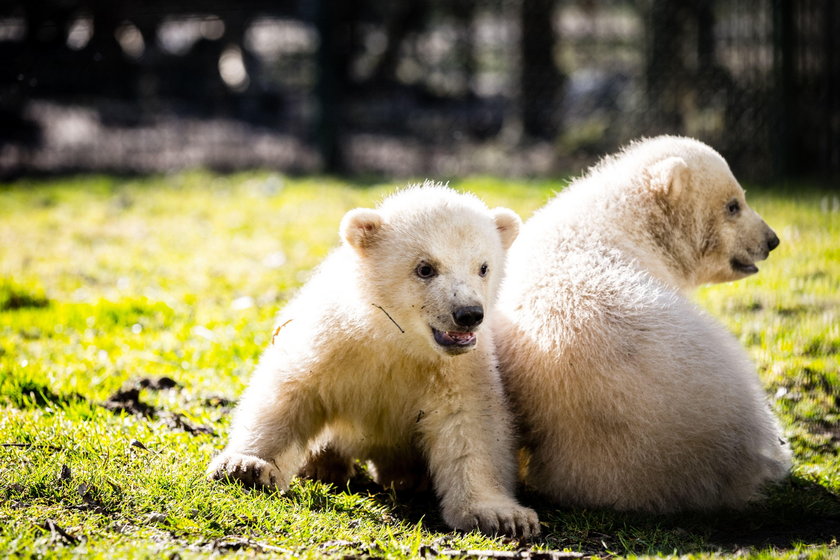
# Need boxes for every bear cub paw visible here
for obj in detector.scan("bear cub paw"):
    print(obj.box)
[445,500,541,538]
[207,452,285,490]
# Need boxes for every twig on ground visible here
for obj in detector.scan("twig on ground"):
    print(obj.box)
[204,537,294,555]
[38,519,81,546]
[419,546,585,560]
[1,443,61,451]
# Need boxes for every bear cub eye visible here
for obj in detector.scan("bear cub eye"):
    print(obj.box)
[416,262,437,279]
[726,199,741,216]
[479,263,489,277]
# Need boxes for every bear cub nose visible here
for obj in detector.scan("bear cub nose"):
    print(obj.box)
[453,306,484,328]
[767,231,780,252]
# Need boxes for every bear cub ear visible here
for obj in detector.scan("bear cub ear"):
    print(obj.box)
[648,156,689,199]
[340,208,384,255]
[491,207,522,250]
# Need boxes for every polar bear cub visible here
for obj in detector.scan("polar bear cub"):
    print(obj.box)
[208,183,539,537]
[495,136,790,513]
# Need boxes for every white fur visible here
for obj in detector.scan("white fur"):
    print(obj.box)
[208,182,539,537]
[495,136,791,512]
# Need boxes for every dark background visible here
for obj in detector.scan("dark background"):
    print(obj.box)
[0,0,837,182]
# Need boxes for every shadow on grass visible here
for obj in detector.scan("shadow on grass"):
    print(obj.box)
[1,380,87,409]
[0,279,49,312]
[290,472,839,556]
[8,373,835,556]
[700,476,840,549]
[527,475,840,556]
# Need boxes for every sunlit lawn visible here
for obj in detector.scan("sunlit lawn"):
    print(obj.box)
[1,172,837,559]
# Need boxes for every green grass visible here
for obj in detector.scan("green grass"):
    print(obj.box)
[0,172,837,559]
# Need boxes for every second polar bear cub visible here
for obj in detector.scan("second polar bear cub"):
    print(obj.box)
[495,136,790,513]
[208,182,539,537]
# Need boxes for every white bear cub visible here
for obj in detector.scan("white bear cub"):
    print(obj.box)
[208,182,539,537]
[495,136,791,513]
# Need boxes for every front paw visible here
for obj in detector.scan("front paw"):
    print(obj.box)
[207,452,286,490]
[444,500,540,538]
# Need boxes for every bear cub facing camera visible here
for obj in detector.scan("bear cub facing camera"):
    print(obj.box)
[208,183,539,537]
[495,136,791,513]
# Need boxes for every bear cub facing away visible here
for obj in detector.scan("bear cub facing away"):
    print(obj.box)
[495,136,791,513]
[208,183,539,537]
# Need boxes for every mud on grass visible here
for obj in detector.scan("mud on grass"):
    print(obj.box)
[1,173,838,559]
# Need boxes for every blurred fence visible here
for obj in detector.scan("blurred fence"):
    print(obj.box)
[0,0,837,182]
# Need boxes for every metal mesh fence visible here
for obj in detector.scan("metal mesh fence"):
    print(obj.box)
[0,0,837,182]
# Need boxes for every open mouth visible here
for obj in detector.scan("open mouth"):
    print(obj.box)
[432,327,477,349]
[731,257,759,275]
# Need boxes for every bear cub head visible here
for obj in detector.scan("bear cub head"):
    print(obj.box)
[630,136,780,287]
[340,183,520,357]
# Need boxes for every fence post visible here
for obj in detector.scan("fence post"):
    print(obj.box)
[520,0,561,139]
[772,0,793,179]
[315,0,345,173]
[823,0,839,179]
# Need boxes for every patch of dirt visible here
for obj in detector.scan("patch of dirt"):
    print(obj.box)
[102,387,156,417]
[101,376,215,436]
[161,412,215,436]
[102,377,180,417]
[8,377,216,438]
[136,377,181,391]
